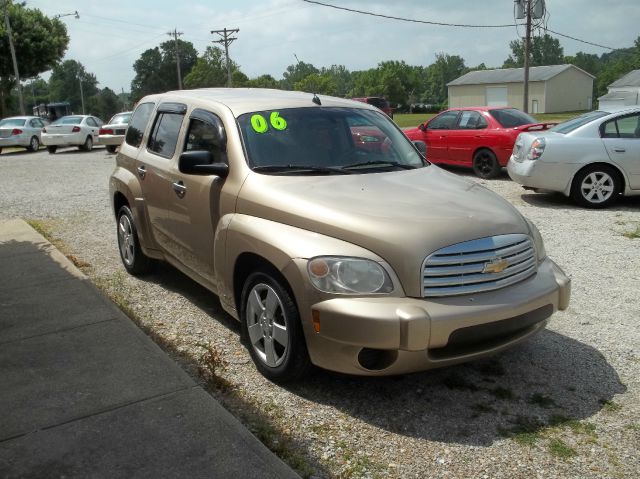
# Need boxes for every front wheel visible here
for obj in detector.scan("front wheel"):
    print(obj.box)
[472,149,501,179]
[571,165,621,208]
[240,271,312,382]
[28,136,40,152]
[117,205,152,275]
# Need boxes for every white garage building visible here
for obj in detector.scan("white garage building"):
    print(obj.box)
[447,64,594,113]
[598,69,640,110]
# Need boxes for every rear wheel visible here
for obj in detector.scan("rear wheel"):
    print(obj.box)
[106,145,117,154]
[240,271,312,383]
[472,149,501,179]
[47,146,57,154]
[28,136,40,152]
[116,205,152,275]
[571,165,621,208]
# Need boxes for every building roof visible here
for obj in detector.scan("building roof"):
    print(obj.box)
[598,90,638,102]
[609,69,640,88]
[447,64,595,86]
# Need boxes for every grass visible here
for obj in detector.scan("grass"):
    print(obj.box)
[600,399,622,412]
[622,223,640,239]
[393,110,585,128]
[547,438,577,459]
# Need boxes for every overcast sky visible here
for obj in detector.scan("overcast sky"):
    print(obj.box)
[25,0,639,93]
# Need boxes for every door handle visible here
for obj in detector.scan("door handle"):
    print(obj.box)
[172,181,187,199]
[136,165,146,179]
[613,148,626,153]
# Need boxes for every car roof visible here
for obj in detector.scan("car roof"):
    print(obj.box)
[1,116,41,120]
[141,88,378,116]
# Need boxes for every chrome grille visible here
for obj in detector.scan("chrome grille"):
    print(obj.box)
[422,234,537,297]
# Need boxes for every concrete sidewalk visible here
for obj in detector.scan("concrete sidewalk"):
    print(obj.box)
[0,219,299,478]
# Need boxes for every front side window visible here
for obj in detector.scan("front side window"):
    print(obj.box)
[238,107,425,174]
[148,112,183,158]
[185,117,225,160]
[125,102,155,147]
[428,111,459,130]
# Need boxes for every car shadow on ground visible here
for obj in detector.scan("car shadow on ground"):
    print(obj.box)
[285,329,625,447]
[520,191,640,211]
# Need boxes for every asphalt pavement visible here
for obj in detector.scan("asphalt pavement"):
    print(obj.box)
[0,218,299,478]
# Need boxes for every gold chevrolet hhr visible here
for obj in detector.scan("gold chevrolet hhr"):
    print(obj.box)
[110,89,571,382]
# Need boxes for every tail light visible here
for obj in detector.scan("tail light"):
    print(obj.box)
[527,138,546,160]
[72,126,81,133]
[11,128,23,135]
[99,128,113,135]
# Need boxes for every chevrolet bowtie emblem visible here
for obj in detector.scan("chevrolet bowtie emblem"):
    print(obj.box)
[483,258,509,274]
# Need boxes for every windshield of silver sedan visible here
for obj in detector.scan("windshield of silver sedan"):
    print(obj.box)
[238,107,426,175]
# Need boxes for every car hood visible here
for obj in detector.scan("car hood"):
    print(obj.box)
[402,126,422,139]
[236,165,529,296]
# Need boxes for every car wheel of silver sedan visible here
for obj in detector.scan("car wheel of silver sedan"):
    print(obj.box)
[116,205,152,275]
[81,136,93,152]
[28,136,39,152]
[240,271,312,382]
[571,165,621,208]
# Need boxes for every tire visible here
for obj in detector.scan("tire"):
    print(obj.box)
[240,271,312,383]
[570,165,621,208]
[47,146,57,154]
[81,136,93,152]
[106,145,117,154]
[28,136,40,152]
[116,205,152,276]
[472,149,501,179]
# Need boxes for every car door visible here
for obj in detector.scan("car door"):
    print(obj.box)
[85,116,100,141]
[601,112,640,189]
[135,102,187,252]
[447,110,488,165]
[425,110,459,163]
[163,108,227,287]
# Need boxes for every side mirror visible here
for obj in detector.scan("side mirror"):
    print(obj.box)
[418,123,426,132]
[179,150,229,177]
[413,140,427,156]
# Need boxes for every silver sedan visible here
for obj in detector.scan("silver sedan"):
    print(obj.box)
[508,107,640,208]
[99,111,131,154]
[0,116,48,154]
[41,115,104,154]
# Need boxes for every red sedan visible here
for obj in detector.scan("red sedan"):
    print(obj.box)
[403,107,555,178]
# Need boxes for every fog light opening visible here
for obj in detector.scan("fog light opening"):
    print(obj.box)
[357,348,397,371]
[312,310,320,333]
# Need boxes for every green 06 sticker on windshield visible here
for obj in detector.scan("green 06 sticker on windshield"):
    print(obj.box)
[251,114,268,133]
[270,111,287,130]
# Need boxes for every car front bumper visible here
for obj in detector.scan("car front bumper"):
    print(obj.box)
[300,257,570,375]
[507,155,574,194]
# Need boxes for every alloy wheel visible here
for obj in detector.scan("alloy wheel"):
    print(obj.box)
[245,283,289,368]
[118,214,135,267]
[580,171,614,204]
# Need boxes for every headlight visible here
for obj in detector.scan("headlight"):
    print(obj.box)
[307,256,394,294]
[525,218,547,262]
[526,137,546,160]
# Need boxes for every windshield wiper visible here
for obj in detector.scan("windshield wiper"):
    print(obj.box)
[342,160,418,170]
[252,165,352,175]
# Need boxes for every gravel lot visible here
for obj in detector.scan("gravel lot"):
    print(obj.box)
[1,147,639,478]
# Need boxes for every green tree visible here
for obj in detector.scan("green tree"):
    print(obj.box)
[86,87,120,121]
[48,60,98,114]
[319,65,353,97]
[24,77,49,110]
[183,46,245,88]
[244,74,280,89]
[130,39,197,100]
[503,34,564,67]
[424,53,467,106]
[293,73,337,95]
[280,61,319,90]
[0,2,69,115]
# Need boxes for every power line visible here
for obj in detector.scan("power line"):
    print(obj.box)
[544,28,614,50]
[302,0,517,28]
[167,28,184,89]
[211,28,239,87]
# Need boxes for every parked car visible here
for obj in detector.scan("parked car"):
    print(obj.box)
[508,107,640,208]
[404,107,556,179]
[41,115,104,153]
[351,96,394,118]
[110,89,570,382]
[0,116,48,154]
[99,111,132,153]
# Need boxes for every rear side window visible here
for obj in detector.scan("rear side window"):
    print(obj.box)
[601,113,640,139]
[457,111,487,129]
[489,109,536,128]
[148,112,184,158]
[125,102,155,147]
[86,117,97,127]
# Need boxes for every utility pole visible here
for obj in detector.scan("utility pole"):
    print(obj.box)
[522,0,532,113]
[211,28,239,87]
[79,78,85,114]
[3,0,25,114]
[167,28,184,89]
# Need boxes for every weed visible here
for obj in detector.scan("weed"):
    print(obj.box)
[66,254,91,269]
[198,342,229,384]
[547,438,577,459]
[499,415,544,446]
[625,423,640,432]
[549,415,597,437]
[622,223,640,239]
[529,393,555,408]
[600,399,622,412]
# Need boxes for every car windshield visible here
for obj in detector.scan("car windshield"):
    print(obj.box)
[109,113,131,125]
[550,111,610,134]
[0,118,26,127]
[52,116,83,125]
[489,108,537,127]
[238,107,426,175]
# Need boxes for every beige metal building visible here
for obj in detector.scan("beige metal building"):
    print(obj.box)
[447,64,594,113]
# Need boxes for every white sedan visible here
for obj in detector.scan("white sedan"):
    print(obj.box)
[0,116,48,154]
[508,107,640,208]
[41,115,104,154]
